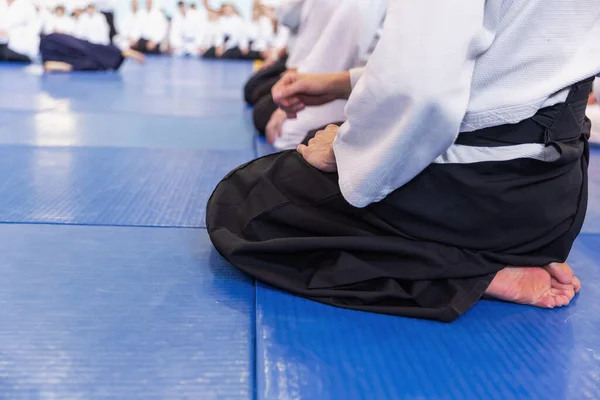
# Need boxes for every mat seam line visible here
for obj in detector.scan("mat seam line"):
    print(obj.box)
[0,220,207,230]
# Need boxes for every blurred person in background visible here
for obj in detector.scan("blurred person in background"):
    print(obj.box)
[129,0,167,54]
[114,0,143,50]
[0,0,39,63]
[97,0,116,43]
[244,4,274,60]
[44,5,76,35]
[76,3,110,45]
[197,8,220,56]
[40,30,145,71]
[169,1,205,56]
[212,2,248,59]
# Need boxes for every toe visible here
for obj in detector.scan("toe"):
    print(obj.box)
[545,263,573,285]
[533,292,557,309]
[550,287,574,307]
[554,293,571,307]
[551,278,573,291]
[572,276,582,294]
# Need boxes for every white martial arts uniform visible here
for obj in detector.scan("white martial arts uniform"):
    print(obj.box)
[198,17,220,51]
[274,0,303,33]
[139,7,167,44]
[589,78,600,144]
[284,0,339,69]
[34,5,51,34]
[188,7,207,32]
[215,14,248,52]
[247,15,274,53]
[76,11,110,45]
[274,0,388,150]
[115,9,144,49]
[270,24,290,53]
[170,9,205,56]
[44,14,76,35]
[332,0,600,207]
[0,0,40,59]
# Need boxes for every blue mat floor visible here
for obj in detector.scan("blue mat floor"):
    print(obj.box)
[0,57,598,399]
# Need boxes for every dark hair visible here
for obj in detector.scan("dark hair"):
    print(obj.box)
[177,1,184,5]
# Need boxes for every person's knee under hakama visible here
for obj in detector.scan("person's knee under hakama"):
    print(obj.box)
[252,93,278,134]
[243,55,288,105]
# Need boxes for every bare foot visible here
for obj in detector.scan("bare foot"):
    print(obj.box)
[43,61,73,72]
[121,49,146,64]
[485,263,580,309]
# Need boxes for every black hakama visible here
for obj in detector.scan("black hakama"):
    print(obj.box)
[202,47,217,59]
[0,44,31,63]
[206,78,593,322]
[40,34,124,71]
[130,38,161,55]
[101,11,117,44]
[219,47,263,61]
[252,93,278,135]
[244,55,287,105]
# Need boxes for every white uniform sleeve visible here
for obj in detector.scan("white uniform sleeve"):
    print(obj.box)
[275,0,304,32]
[297,0,386,74]
[349,67,365,89]
[333,0,488,208]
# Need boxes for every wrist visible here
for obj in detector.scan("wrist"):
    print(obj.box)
[328,72,352,100]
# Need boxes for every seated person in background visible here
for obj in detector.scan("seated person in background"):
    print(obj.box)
[207,0,599,322]
[259,22,289,70]
[32,1,51,35]
[0,0,39,63]
[242,22,289,105]
[262,0,387,149]
[243,0,307,105]
[40,32,145,71]
[114,0,144,50]
[44,5,76,35]
[169,1,205,57]
[130,0,167,54]
[203,3,248,59]
[247,0,340,125]
[244,5,274,60]
[187,3,207,28]
[96,0,117,43]
[197,8,220,56]
[76,3,110,45]
[71,6,84,20]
